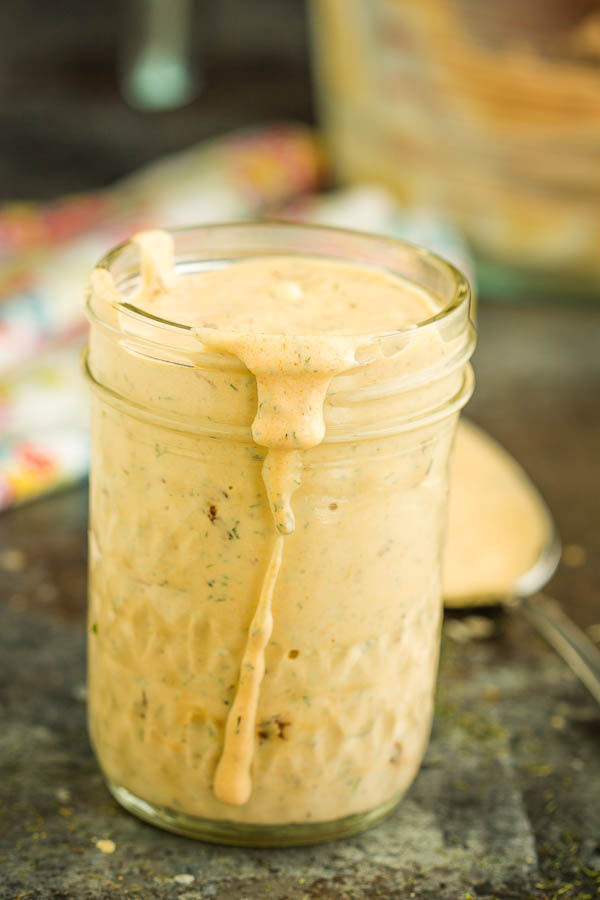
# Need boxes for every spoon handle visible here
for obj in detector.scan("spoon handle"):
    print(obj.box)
[519,594,600,706]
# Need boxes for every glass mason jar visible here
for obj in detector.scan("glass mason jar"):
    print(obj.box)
[84,223,475,846]
[310,0,600,302]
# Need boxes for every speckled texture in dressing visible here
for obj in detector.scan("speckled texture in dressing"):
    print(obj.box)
[87,230,470,825]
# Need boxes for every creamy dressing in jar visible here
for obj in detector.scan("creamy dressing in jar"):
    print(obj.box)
[85,223,474,844]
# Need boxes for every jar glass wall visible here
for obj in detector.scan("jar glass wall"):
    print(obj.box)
[84,223,474,845]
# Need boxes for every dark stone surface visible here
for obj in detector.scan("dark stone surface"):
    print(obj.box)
[1,302,600,899]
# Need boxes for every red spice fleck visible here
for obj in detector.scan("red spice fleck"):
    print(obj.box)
[275,719,291,740]
[390,741,403,764]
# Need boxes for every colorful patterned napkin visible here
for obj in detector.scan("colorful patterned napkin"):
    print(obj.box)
[0,124,323,510]
[0,125,472,512]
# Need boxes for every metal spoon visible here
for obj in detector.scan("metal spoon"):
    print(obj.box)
[443,419,600,705]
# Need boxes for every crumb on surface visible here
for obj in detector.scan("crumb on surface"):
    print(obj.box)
[95,839,116,854]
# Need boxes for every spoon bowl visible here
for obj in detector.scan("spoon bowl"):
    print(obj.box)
[444,419,600,705]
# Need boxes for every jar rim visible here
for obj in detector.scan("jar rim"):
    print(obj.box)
[87,220,471,344]
[82,346,475,443]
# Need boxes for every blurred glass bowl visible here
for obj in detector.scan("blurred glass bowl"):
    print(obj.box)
[310,0,600,301]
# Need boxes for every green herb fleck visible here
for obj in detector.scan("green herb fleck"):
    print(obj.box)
[91,623,98,635]
[154,443,167,458]
[229,383,238,391]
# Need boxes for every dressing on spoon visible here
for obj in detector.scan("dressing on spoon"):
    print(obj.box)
[444,418,600,707]
[443,418,553,605]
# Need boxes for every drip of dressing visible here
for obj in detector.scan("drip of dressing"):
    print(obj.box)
[194,328,363,534]
[193,330,366,803]
[97,231,435,807]
[213,535,284,805]
[132,230,175,297]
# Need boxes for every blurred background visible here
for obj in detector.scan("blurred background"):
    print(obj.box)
[0,0,312,198]
[3,0,600,298]
[2,0,599,511]
[1,2,599,896]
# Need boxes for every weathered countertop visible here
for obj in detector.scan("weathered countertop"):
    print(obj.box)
[1,301,599,900]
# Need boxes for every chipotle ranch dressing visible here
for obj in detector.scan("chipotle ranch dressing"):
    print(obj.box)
[443,418,552,605]
[87,228,473,827]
